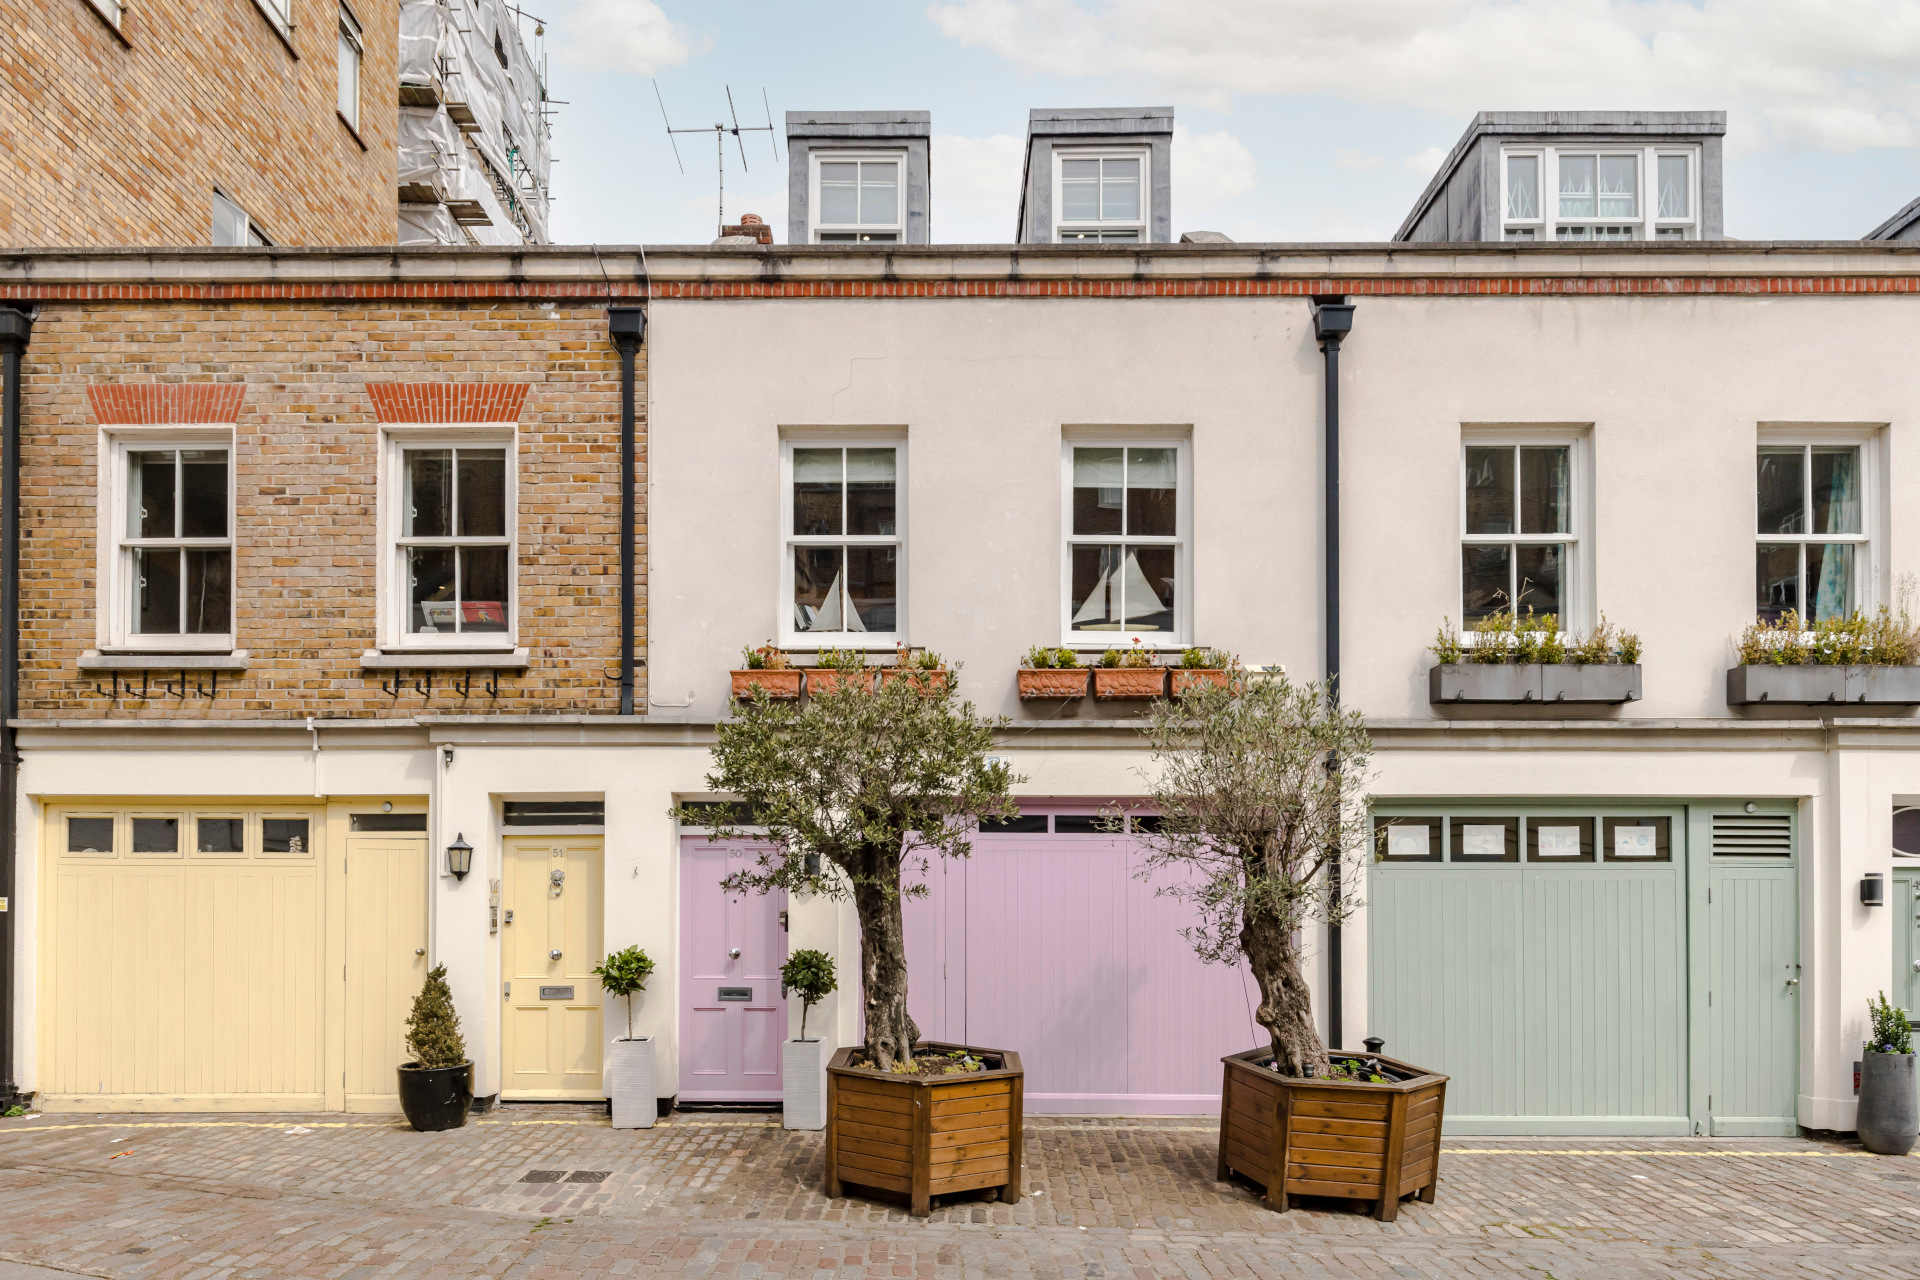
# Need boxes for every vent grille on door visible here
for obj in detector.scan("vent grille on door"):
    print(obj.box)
[1712,814,1791,857]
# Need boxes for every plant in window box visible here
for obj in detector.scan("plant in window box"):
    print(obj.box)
[1017,645,1091,699]
[807,647,873,696]
[1092,641,1166,699]
[1171,647,1236,697]
[1429,610,1643,705]
[879,645,951,695]
[1727,601,1920,705]
[732,642,803,700]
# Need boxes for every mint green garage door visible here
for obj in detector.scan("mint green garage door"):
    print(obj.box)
[1369,805,1798,1137]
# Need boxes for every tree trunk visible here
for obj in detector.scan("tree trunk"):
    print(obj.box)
[1241,900,1326,1078]
[851,867,919,1070]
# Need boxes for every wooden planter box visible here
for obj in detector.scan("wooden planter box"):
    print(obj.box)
[1092,668,1165,699]
[1017,668,1091,699]
[806,668,872,695]
[824,1042,1024,1218]
[879,668,953,695]
[731,669,803,699]
[1727,664,1920,705]
[1171,669,1229,697]
[1217,1047,1446,1221]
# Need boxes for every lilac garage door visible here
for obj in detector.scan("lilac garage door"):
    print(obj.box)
[902,807,1259,1114]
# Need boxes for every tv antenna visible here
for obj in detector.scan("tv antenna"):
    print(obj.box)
[655,83,781,238]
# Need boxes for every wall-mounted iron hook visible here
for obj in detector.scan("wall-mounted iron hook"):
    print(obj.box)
[486,669,499,697]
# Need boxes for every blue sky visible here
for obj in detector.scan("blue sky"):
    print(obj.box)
[536,0,1920,245]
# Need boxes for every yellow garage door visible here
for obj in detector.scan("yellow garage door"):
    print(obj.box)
[40,804,327,1111]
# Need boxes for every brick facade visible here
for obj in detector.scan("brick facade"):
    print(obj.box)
[1,0,397,247]
[15,296,643,718]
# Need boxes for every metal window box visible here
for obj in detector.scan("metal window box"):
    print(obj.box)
[1727,664,1920,706]
[1430,663,1641,705]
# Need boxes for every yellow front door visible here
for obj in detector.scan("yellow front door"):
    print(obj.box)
[343,834,428,1111]
[501,836,604,1099]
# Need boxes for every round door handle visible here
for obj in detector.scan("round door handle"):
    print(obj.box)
[1912,960,1919,972]
[550,949,562,961]
[729,948,741,959]
[1785,977,1799,986]
[415,948,426,956]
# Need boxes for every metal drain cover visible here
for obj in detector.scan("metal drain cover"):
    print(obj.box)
[566,1170,611,1183]
[520,1170,567,1183]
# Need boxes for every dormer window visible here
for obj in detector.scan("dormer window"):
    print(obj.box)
[1502,146,1697,242]
[1054,150,1145,242]
[810,154,902,243]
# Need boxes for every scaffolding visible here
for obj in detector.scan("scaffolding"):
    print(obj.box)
[397,0,554,246]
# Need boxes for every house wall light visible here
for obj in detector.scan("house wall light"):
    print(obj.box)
[1862,871,1886,907]
[447,832,474,881]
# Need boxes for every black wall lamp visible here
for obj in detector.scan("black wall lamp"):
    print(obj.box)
[1862,871,1886,907]
[447,832,474,881]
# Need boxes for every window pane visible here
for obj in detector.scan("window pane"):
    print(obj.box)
[1516,543,1565,616]
[408,545,456,632]
[1506,154,1539,220]
[1812,446,1860,536]
[1101,158,1141,221]
[456,449,507,537]
[847,544,897,632]
[406,449,452,538]
[129,450,176,538]
[1756,543,1800,622]
[1463,445,1514,535]
[1505,227,1537,241]
[846,448,896,536]
[1558,155,1596,218]
[198,817,244,853]
[1070,543,1122,631]
[132,817,178,854]
[1126,544,1176,631]
[858,162,898,225]
[1657,155,1689,219]
[135,547,181,634]
[1807,543,1855,622]
[263,818,309,854]
[179,450,227,537]
[1061,159,1100,221]
[184,548,230,634]
[67,816,113,853]
[337,25,359,122]
[793,545,845,632]
[1072,447,1124,536]
[793,448,843,536]
[819,163,858,224]
[460,545,509,632]
[1597,155,1637,217]
[1462,544,1511,622]
[1125,447,1177,536]
[1756,447,1805,535]
[1518,446,1570,535]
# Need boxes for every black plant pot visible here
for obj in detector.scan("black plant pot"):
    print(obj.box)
[398,1061,473,1132]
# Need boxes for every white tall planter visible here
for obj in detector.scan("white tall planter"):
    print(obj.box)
[784,1039,828,1130]
[607,1036,656,1129]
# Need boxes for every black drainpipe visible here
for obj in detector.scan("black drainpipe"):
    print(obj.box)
[608,308,646,717]
[0,306,32,1109]
[1312,297,1353,1053]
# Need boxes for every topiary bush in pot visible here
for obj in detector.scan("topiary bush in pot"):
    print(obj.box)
[398,964,472,1131]
[1858,991,1916,1155]
[780,949,839,1131]
[594,945,658,1129]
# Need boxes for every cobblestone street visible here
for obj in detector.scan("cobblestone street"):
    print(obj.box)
[1,1107,1918,1278]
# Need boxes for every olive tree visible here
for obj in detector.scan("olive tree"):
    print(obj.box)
[684,672,1017,1070]
[1131,672,1373,1078]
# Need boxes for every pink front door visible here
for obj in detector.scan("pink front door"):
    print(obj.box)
[903,807,1258,1114]
[679,838,789,1101]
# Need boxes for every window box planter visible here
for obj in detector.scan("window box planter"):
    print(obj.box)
[1726,664,1920,706]
[1171,668,1230,697]
[824,1042,1023,1218]
[732,669,803,700]
[1217,1047,1446,1221]
[1429,663,1640,705]
[1017,668,1091,699]
[879,668,952,695]
[806,669,873,695]
[1092,668,1166,699]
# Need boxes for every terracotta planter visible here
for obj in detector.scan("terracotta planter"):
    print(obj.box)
[1092,667,1165,699]
[1170,669,1229,697]
[824,1041,1024,1218]
[806,668,873,695]
[1217,1047,1446,1221]
[879,668,952,695]
[1017,668,1091,699]
[731,669,803,700]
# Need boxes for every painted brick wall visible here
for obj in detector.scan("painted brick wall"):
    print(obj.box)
[0,0,397,247]
[14,299,644,718]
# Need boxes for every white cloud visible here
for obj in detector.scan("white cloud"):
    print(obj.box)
[926,0,1920,154]
[551,0,702,75]
[1335,149,1383,171]
[1404,145,1448,173]
[1176,124,1257,209]
[933,134,1026,242]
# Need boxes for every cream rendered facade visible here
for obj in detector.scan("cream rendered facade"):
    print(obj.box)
[8,243,1920,1134]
